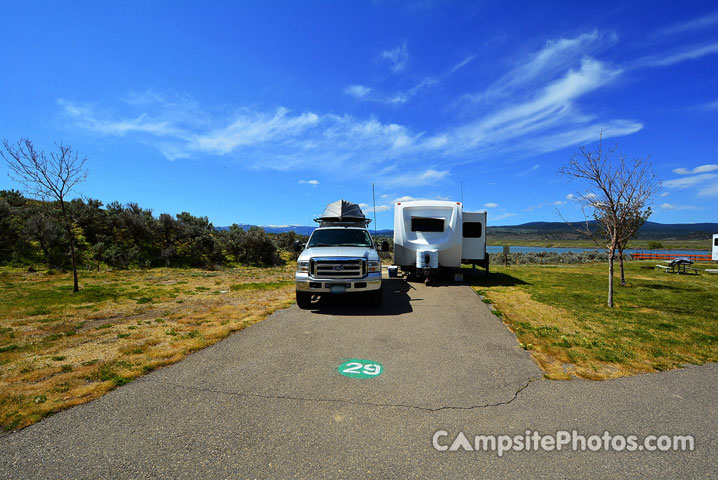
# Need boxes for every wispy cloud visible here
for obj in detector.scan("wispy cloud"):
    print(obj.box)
[378,168,449,187]
[359,203,392,214]
[492,212,516,221]
[672,164,718,175]
[345,85,372,99]
[631,43,718,68]
[526,200,566,211]
[380,42,409,72]
[663,173,718,189]
[471,30,614,103]
[660,203,697,210]
[60,32,646,183]
[484,202,499,208]
[665,165,718,197]
[698,183,718,197]
[347,55,473,106]
[657,11,718,37]
[439,57,638,155]
[519,164,540,176]
[298,179,319,186]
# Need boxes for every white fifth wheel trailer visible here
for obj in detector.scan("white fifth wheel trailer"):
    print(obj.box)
[393,200,488,282]
[712,234,718,261]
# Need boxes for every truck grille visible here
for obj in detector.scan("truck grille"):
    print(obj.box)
[311,258,365,278]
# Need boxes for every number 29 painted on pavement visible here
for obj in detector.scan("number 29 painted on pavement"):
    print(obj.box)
[338,359,383,379]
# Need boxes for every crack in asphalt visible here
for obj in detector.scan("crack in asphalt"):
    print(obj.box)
[142,376,542,412]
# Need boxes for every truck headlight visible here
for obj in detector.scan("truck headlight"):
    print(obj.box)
[368,260,381,273]
[297,261,309,273]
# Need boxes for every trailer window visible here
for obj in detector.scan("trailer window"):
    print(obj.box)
[715,238,718,247]
[411,217,444,232]
[463,222,482,238]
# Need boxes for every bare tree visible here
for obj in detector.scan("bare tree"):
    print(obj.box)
[559,135,659,307]
[1,139,88,292]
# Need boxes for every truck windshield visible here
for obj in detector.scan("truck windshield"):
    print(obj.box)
[307,229,373,248]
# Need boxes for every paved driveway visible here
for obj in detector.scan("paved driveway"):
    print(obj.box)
[1,278,715,478]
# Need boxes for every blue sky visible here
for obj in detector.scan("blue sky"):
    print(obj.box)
[1,1,717,229]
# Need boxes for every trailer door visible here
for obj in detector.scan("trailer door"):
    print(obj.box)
[462,211,486,262]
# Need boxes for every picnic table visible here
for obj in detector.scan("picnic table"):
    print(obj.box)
[655,257,698,274]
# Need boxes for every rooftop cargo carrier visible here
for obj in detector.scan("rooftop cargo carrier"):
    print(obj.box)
[314,199,371,227]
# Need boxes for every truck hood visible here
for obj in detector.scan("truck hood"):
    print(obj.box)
[299,246,378,261]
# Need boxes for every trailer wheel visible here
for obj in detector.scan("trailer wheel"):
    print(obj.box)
[296,291,312,310]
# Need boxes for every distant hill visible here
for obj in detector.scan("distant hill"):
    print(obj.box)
[220,221,717,241]
[489,221,718,241]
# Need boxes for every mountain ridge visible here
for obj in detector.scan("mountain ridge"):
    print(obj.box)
[220,221,718,240]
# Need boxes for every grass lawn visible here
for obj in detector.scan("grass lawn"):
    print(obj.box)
[0,265,295,431]
[468,261,718,380]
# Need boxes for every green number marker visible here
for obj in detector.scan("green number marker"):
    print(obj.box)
[338,359,383,379]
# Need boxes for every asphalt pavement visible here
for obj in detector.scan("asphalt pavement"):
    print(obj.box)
[1,276,715,478]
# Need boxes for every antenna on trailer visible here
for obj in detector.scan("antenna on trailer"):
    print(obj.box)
[460,180,464,204]
[372,183,377,236]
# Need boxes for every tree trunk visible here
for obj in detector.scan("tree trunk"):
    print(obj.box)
[607,247,615,308]
[618,248,626,286]
[60,202,79,293]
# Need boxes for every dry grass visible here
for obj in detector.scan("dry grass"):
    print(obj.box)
[0,265,295,431]
[471,261,718,381]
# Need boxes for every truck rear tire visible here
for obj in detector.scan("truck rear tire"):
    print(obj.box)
[296,291,312,310]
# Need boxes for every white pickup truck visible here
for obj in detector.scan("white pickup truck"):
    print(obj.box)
[295,200,383,309]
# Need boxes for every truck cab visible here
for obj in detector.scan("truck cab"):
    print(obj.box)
[295,201,383,309]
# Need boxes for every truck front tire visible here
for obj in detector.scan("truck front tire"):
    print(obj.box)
[296,291,312,309]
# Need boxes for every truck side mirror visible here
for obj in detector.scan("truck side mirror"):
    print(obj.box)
[381,241,389,252]
[293,241,304,252]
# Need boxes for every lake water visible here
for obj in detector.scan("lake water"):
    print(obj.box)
[486,246,711,255]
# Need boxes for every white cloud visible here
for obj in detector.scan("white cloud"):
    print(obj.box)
[518,164,540,176]
[380,168,449,187]
[672,164,718,175]
[526,200,566,211]
[698,183,718,197]
[358,203,392,214]
[658,12,718,36]
[442,58,635,154]
[469,31,614,103]
[380,42,409,72]
[633,43,718,68]
[491,212,516,221]
[660,192,669,197]
[661,203,697,210]
[345,85,372,98]
[394,195,416,203]
[484,202,499,208]
[59,42,644,182]
[663,173,718,189]
[298,179,319,186]
[566,193,575,200]
[191,107,319,156]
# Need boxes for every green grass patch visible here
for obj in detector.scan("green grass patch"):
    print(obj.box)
[230,280,293,291]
